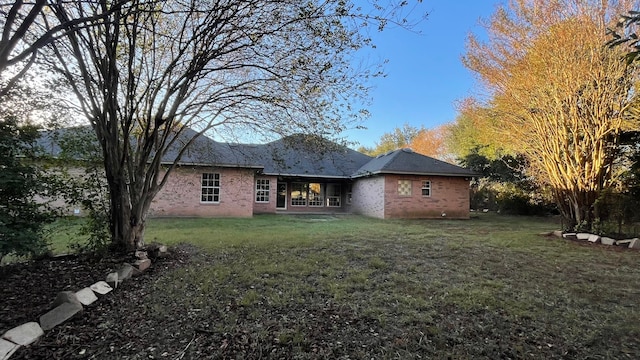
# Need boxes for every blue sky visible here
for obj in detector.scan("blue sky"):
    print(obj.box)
[346,1,500,148]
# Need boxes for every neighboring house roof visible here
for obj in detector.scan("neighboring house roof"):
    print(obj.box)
[353,148,476,178]
[38,127,474,179]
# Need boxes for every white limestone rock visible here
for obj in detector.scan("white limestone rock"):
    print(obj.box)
[52,291,81,308]
[600,237,616,246]
[618,238,640,249]
[2,322,43,346]
[75,287,98,306]
[90,281,113,295]
[39,302,83,331]
[576,233,591,240]
[0,338,19,360]
[106,272,119,288]
[587,234,601,243]
[134,259,151,272]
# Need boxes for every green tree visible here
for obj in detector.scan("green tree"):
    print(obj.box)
[0,117,53,261]
[445,98,503,160]
[36,0,424,251]
[361,123,421,156]
[459,148,554,215]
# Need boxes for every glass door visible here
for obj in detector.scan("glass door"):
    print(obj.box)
[276,183,287,209]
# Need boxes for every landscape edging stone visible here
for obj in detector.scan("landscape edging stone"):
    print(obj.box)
[1,245,161,360]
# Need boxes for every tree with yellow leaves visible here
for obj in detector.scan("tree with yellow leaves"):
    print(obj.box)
[463,0,639,230]
[409,124,453,162]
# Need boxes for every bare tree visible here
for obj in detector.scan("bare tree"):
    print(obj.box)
[0,0,132,97]
[40,0,422,251]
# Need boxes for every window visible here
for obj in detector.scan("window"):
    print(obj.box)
[201,173,220,203]
[398,180,412,196]
[308,183,324,207]
[255,179,270,203]
[422,180,431,197]
[291,183,308,206]
[326,183,341,207]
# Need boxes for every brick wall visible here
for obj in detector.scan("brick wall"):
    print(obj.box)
[150,166,255,217]
[350,176,385,219]
[383,174,470,219]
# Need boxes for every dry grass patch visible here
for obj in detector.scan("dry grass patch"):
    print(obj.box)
[126,214,640,358]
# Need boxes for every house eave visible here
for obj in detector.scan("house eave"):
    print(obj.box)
[262,172,351,179]
[164,161,264,169]
[352,170,476,178]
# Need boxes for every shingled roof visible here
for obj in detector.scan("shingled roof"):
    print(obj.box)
[353,148,475,178]
[161,127,263,168]
[169,133,373,178]
[255,134,372,178]
[38,127,474,179]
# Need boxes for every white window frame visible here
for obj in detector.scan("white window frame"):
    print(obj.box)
[255,178,270,203]
[422,180,431,197]
[291,183,308,206]
[308,183,324,207]
[201,173,220,203]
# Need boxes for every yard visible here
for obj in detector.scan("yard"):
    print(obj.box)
[3,214,640,359]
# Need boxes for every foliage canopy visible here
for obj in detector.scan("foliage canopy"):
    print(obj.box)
[461,0,639,230]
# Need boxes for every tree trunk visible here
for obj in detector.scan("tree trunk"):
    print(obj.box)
[107,179,149,252]
[104,162,150,252]
[556,188,596,232]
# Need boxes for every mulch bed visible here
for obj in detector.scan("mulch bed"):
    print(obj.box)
[0,245,195,359]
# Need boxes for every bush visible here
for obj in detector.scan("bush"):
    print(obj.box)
[470,180,555,216]
[0,117,55,261]
[593,188,640,237]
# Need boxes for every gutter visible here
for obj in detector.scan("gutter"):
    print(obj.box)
[161,161,264,170]
[261,172,351,179]
[351,170,478,178]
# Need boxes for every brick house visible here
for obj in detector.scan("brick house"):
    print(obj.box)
[41,128,475,219]
[149,130,475,219]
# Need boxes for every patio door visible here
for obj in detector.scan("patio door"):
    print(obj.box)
[276,183,287,209]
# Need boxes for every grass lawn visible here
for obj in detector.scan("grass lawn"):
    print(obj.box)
[110,213,640,359]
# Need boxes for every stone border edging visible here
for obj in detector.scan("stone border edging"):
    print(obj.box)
[0,245,168,360]
[545,231,640,249]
